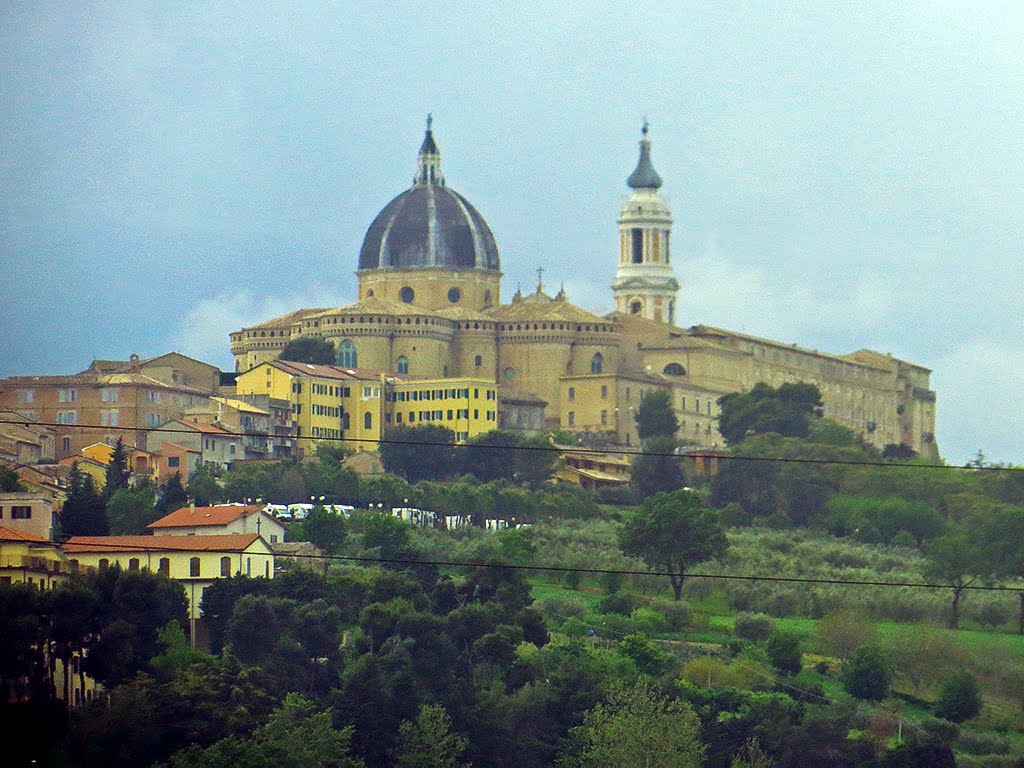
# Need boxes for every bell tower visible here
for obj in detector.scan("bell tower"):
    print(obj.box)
[612,122,679,324]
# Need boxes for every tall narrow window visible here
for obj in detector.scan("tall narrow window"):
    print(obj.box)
[364,412,372,430]
[337,340,357,367]
[664,230,671,263]
[128,558,140,571]
[631,228,643,263]
[591,353,603,374]
[396,356,409,374]
[220,556,231,577]
[158,558,170,576]
[190,557,201,577]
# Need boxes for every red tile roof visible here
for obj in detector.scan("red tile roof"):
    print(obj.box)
[0,525,49,543]
[149,504,262,529]
[64,533,261,554]
[166,420,234,436]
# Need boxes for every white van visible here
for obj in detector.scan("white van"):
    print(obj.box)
[287,503,314,521]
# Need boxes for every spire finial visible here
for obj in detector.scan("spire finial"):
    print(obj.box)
[536,265,545,292]
[642,117,649,137]
[416,114,443,186]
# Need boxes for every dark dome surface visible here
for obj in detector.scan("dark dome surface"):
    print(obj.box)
[358,184,500,271]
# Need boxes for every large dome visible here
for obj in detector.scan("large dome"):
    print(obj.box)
[358,121,500,272]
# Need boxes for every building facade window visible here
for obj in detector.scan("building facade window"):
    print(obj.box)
[397,355,409,374]
[448,287,461,303]
[11,506,31,520]
[568,411,575,425]
[337,340,357,367]
[189,557,201,577]
[220,556,231,577]
[631,228,643,263]
[128,558,140,571]
[474,355,482,367]
[364,412,372,430]
[568,387,575,400]
[399,286,415,303]
[591,353,603,374]
[158,558,170,576]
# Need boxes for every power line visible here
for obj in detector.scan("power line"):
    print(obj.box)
[9,418,1023,473]
[60,541,1024,593]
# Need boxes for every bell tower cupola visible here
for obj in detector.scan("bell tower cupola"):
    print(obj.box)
[612,121,680,324]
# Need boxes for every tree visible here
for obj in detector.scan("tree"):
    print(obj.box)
[634,390,678,441]
[934,671,982,723]
[975,504,1024,634]
[393,704,470,768]
[630,435,686,498]
[164,692,364,768]
[513,433,560,487]
[559,679,704,768]
[107,482,159,535]
[278,337,337,365]
[717,382,823,446]
[104,437,131,499]
[362,512,413,561]
[156,472,189,517]
[924,531,982,629]
[186,464,223,506]
[380,425,455,484]
[296,506,347,554]
[61,463,109,537]
[456,430,520,482]
[619,489,727,601]
[0,465,24,491]
[766,629,803,676]
[841,644,892,701]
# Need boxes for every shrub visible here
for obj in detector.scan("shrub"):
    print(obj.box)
[564,570,582,590]
[595,486,637,506]
[718,502,750,527]
[815,608,878,659]
[601,570,625,594]
[972,600,1009,630]
[679,657,764,690]
[631,606,669,635]
[766,630,803,676]
[536,595,588,623]
[649,599,703,632]
[841,644,892,701]
[953,729,1010,756]
[890,531,918,548]
[733,612,774,642]
[599,613,637,638]
[935,671,982,723]
[561,616,589,638]
[598,591,636,616]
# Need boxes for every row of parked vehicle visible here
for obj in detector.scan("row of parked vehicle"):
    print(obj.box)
[262,503,355,522]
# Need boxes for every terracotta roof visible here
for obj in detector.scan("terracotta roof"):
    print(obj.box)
[488,289,608,324]
[0,525,49,543]
[268,360,382,382]
[164,420,235,436]
[149,504,262,529]
[244,307,331,331]
[64,533,262,554]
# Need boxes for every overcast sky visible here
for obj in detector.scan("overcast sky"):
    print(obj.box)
[2,2,1022,464]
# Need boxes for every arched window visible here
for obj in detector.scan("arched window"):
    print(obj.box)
[220,556,231,577]
[483,290,492,307]
[448,287,461,303]
[189,557,201,577]
[337,340,357,367]
[364,412,372,430]
[399,286,415,303]
[98,558,109,570]
[474,355,482,367]
[630,300,642,315]
[663,363,686,376]
[397,356,409,374]
[591,353,603,374]
[343,412,351,430]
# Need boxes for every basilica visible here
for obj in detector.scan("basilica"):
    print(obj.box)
[229,120,939,458]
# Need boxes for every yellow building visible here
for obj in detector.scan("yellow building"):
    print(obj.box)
[236,360,496,453]
[229,120,940,459]
[0,524,66,589]
[385,378,496,443]
[64,533,274,620]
